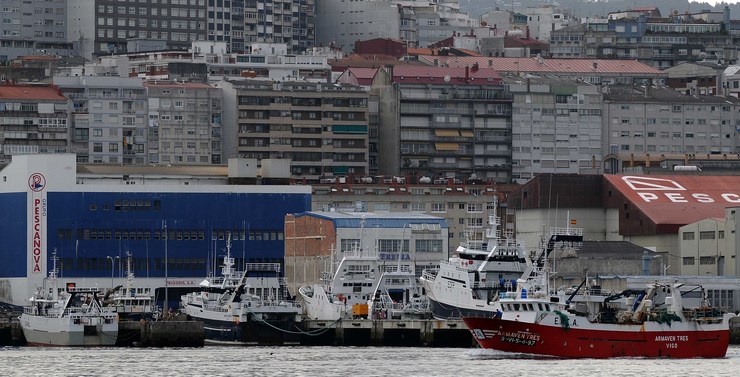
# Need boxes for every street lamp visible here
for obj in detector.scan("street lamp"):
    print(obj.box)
[106,255,119,289]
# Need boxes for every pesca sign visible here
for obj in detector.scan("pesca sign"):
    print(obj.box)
[29,173,47,274]
[622,176,740,204]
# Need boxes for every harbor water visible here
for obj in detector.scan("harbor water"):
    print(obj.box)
[2,345,740,377]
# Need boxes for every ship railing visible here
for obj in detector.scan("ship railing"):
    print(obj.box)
[682,307,725,321]
[549,227,583,236]
[421,269,437,282]
[244,263,281,273]
[471,280,504,289]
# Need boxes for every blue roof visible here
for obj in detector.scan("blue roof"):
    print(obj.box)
[295,211,448,229]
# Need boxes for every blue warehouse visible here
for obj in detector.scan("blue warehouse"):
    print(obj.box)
[0,154,311,308]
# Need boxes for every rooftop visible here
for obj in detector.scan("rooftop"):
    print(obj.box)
[296,211,448,229]
[419,56,664,76]
[0,85,67,101]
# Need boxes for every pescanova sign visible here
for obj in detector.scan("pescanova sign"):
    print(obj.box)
[622,176,740,204]
[28,173,47,274]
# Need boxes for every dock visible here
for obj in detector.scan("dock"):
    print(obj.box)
[299,319,474,347]
[117,319,204,347]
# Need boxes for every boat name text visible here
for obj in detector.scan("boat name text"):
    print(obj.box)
[655,335,688,342]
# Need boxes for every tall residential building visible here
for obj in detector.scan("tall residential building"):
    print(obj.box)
[145,82,223,165]
[68,0,208,58]
[550,9,739,69]
[373,65,513,183]
[54,76,148,164]
[219,80,369,181]
[315,0,401,52]
[602,85,740,173]
[0,0,73,62]
[506,76,603,183]
[0,85,69,162]
[315,0,477,52]
[242,0,315,53]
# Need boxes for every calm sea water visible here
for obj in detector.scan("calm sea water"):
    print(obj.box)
[2,345,739,377]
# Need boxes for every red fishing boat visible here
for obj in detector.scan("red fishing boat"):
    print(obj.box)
[464,237,734,357]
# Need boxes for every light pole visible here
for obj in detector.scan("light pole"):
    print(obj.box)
[106,255,119,289]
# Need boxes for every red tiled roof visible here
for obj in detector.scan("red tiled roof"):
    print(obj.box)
[0,85,66,101]
[407,48,436,56]
[419,56,663,76]
[605,175,740,230]
[504,36,549,47]
[391,66,502,85]
[342,67,379,86]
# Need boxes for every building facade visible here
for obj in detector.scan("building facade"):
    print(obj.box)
[145,82,223,165]
[219,79,369,181]
[602,85,740,172]
[373,65,513,183]
[0,84,70,163]
[0,0,73,62]
[284,211,448,295]
[0,154,311,307]
[54,76,148,164]
[506,76,604,183]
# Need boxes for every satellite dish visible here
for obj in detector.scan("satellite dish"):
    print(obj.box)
[443,75,451,83]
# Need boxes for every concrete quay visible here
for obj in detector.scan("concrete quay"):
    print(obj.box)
[118,319,204,347]
[299,319,474,347]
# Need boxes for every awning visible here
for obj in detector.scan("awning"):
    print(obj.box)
[434,129,459,137]
[459,130,474,137]
[435,143,459,151]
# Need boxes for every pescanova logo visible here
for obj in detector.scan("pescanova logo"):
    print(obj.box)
[622,176,740,204]
[28,173,46,192]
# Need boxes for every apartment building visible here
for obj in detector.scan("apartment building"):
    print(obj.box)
[145,82,223,165]
[505,76,604,183]
[242,0,315,53]
[0,84,69,162]
[54,76,148,164]
[372,65,513,183]
[219,80,369,181]
[602,85,740,173]
[550,8,739,69]
[0,0,72,62]
[68,0,208,57]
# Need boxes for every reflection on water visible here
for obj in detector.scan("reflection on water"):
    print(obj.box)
[1,345,739,377]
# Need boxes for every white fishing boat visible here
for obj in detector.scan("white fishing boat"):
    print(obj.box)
[299,237,428,321]
[180,239,302,345]
[105,252,157,321]
[420,197,527,319]
[20,253,118,346]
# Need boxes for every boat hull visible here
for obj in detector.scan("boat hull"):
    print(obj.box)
[184,304,300,345]
[21,315,118,347]
[463,316,730,358]
[428,297,498,320]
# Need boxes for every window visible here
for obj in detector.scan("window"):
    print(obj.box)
[410,202,425,212]
[378,239,409,253]
[431,203,445,213]
[415,239,443,253]
[682,232,695,240]
[682,257,695,266]
[699,231,715,240]
[340,239,361,252]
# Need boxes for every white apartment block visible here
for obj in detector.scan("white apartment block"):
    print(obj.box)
[145,82,223,165]
[0,0,72,62]
[506,76,603,184]
[54,76,149,164]
[602,85,740,168]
